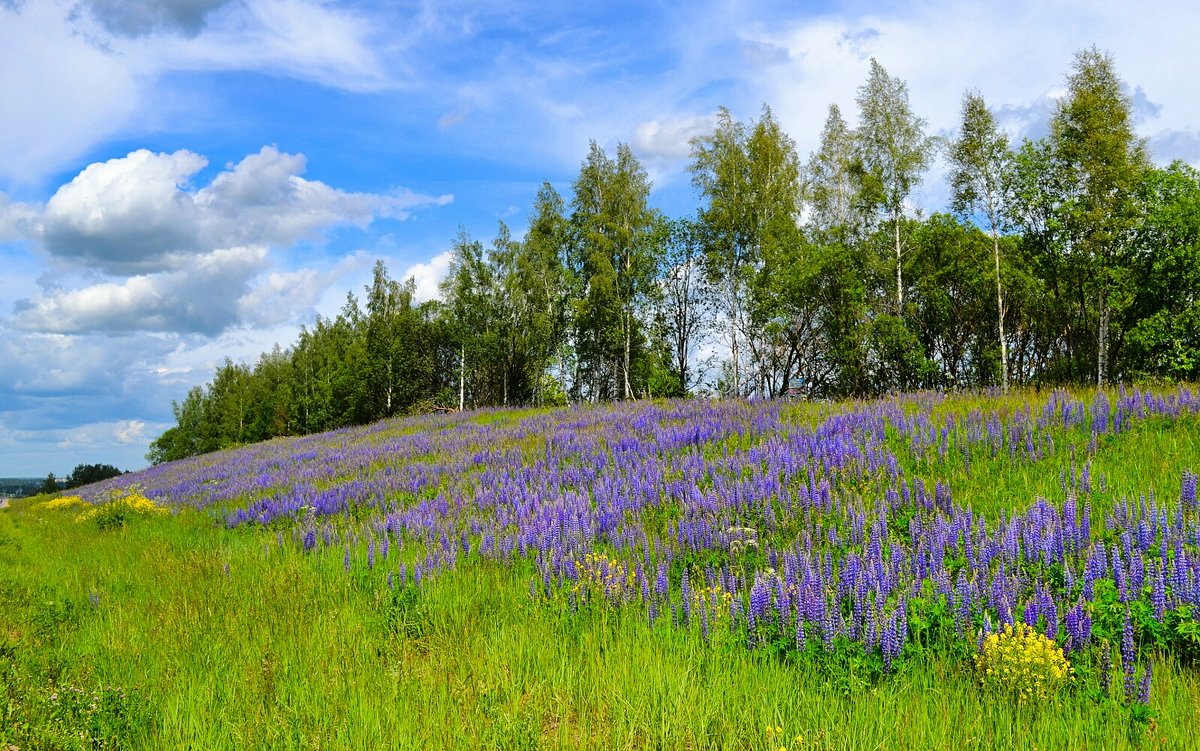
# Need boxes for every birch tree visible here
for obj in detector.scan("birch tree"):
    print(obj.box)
[854,59,934,312]
[948,91,1014,390]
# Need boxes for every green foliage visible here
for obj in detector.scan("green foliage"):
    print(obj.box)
[39,472,59,495]
[38,684,154,750]
[66,464,126,490]
[146,48,1200,465]
[569,141,658,402]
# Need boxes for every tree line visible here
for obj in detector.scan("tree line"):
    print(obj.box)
[147,48,1200,464]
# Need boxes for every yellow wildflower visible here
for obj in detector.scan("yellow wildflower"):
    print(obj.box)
[974,622,1073,703]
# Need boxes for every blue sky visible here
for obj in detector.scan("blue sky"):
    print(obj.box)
[2,0,1200,477]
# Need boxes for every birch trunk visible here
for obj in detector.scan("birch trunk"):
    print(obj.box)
[992,227,1008,392]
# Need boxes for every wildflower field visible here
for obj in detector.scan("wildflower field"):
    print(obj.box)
[2,387,1200,749]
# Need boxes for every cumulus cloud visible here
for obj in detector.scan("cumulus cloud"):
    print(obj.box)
[0,329,177,401]
[113,419,148,444]
[741,40,791,66]
[39,146,452,274]
[631,114,720,163]
[237,253,362,327]
[43,419,159,453]
[12,246,270,335]
[401,250,452,303]
[42,149,208,272]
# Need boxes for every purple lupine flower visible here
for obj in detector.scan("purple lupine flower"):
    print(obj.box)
[1137,517,1153,553]
[749,577,771,644]
[935,481,952,515]
[343,546,351,573]
[1182,471,1198,513]
[1151,562,1167,622]
[1023,598,1039,631]
[655,562,669,600]
[1138,659,1153,705]
[795,614,806,653]
[954,569,972,635]
[302,528,317,552]
[1130,552,1145,595]
[367,539,376,570]
[1064,601,1091,652]
[1121,609,1137,703]
[1114,553,1129,603]
[1039,585,1058,640]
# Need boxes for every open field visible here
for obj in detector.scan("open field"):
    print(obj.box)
[2,387,1199,749]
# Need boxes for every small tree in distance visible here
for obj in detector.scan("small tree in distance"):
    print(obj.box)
[66,463,126,489]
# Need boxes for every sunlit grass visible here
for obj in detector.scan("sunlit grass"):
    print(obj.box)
[2,387,1199,749]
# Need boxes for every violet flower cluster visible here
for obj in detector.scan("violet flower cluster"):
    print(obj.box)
[80,387,1200,698]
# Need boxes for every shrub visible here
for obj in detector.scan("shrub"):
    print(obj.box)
[77,486,168,530]
[975,622,1073,703]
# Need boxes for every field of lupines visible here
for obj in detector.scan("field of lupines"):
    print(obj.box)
[2,386,1200,749]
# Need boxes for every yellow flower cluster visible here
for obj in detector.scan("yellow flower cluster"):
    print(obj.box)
[76,486,169,523]
[692,583,735,623]
[571,552,636,605]
[40,495,88,511]
[974,622,1073,703]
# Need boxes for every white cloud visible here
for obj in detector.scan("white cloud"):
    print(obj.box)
[401,250,452,303]
[0,1,142,184]
[237,253,362,327]
[43,149,208,272]
[114,419,147,444]
[631,114,720,163]
[38,146,452,274]
[44,417,151,452]
[0,0,395,185]
[143,0,392,91]
[0,194,39,242]
[12,246,270,334]
[1149,128,1200,167]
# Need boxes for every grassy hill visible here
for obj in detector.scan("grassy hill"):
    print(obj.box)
[2,387,1199,749]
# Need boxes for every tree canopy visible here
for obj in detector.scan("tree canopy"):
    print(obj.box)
[148,49,1200,465]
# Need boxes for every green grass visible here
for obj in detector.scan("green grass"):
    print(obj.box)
[3,389,1200,749]
[1,497,1198,749]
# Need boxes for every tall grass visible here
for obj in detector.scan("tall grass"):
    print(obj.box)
[2,388,1199,749]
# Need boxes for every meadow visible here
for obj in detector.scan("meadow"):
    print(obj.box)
[2,386,1199,750]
